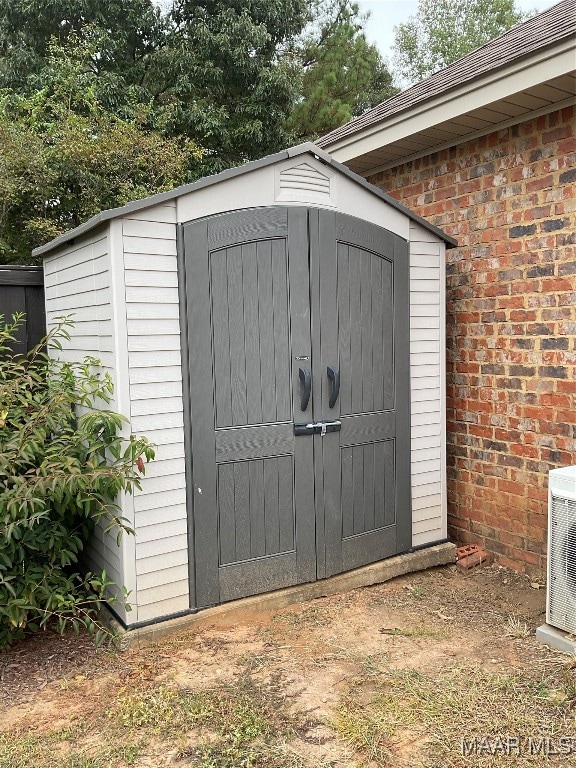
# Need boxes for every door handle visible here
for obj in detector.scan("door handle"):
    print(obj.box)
[327,365,340,408]
[299,367,311,411]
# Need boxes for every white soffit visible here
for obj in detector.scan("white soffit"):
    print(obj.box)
[327,41,576,173]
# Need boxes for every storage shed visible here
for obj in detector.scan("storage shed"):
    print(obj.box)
[35,143,456,628]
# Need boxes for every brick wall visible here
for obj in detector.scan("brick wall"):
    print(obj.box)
[368,106,576,577]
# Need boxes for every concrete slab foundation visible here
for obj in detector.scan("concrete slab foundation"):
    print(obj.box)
[536,623,576,655]
[116,541,457,648]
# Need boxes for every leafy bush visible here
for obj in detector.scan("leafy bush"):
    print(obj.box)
[0,314,154,648]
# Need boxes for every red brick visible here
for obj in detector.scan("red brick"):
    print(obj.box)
[498,479,526,496]
[555,410,576,425]
[510,443,539,458]
[369,105,575,578]
[542,125,573,143]
[526,175,554,193]
[540,393,571,408]
[514,548,541,566]
[541,278,575,292]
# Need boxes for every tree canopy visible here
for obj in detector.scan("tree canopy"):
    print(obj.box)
[0,33,199,264]
[165,1,310,174]
[0,1,309,176]
[0,1,167,89]
[0,0,394,263]
[392,0,528,86]
[287,0,395,142]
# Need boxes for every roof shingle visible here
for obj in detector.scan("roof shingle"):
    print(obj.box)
[318,0,576,148]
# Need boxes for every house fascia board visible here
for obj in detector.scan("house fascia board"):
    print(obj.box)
[325,40,575,164]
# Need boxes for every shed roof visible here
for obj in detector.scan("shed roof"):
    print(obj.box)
[318,0,576,150]
[33,143,456,257]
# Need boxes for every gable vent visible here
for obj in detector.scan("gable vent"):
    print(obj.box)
[275,161,335,206]
[280,162,330,193]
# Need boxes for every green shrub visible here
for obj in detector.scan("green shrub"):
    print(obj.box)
[0,314,155,648]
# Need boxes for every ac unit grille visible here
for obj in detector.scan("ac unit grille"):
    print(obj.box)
[548,493,576,634]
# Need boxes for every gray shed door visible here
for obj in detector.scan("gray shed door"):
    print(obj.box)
[180,206,410,609]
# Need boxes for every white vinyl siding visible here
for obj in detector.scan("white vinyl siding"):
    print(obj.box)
[43,233,113,368]
[43,231,128,609]
[409,222,447,547]
[121,203,190,623]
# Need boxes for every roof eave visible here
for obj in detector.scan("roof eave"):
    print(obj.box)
[320,36,575,164]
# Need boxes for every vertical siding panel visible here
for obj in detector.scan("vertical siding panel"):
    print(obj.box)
[0,273,45,355]
[277,455,295,552]
[44,230,134,620]
[364,443,375,531]
[384,440,396,527]
[337,244,352,415]
[264,457,280,555]
[248,460,265,558]
[349,248,363,414]
[218,463,236,566]
[271,239,291,422]
[341,448,353,538]
[371,257,384,412]
[211,251,233,428]
[122,206,188,622]
[227,246,248,426]
[242,244,263,425]
[360,254,373,412]
[374,441,385,528]
[110,220,137,622]
[234,462,250,561]
[352,444,365,535]
[257,241,275,423]
[409,223,445,546]
[382,260,394,409]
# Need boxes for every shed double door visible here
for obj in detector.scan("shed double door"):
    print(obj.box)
[181,206,410,609]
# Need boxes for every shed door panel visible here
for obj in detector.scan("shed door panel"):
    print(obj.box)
[182,206,410,609]
[182,207,316,609]
[211,239,291,429]
[312,210,411,578]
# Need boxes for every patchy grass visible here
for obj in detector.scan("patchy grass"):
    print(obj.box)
[239,647,281,673]
[109,674,298,767]
[504,614,531,638]
[0,733,142,768]
[111,674,290,735]
[0,676,298,768]
[271,604,334,629]
[336,663,576,767]
[180,740,310,768]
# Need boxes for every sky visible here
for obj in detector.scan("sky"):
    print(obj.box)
[357,0,557,62]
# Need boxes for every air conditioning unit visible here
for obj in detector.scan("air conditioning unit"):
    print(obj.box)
[546,466,576,635]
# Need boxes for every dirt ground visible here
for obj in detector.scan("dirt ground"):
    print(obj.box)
[1,562,575,768]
